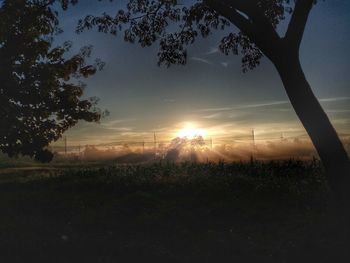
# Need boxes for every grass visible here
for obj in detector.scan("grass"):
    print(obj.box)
[0,160,347,262]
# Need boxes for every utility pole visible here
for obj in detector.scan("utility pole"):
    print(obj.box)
[251,129,255,160]
[154,132,157,158]
[64,136,67,156]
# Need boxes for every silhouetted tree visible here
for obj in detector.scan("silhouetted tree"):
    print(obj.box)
[0,0,104,162]
[77,0,349,207]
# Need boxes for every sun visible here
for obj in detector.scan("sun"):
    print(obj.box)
[177,124,206,139]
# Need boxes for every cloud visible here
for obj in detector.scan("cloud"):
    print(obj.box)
[196,101,288,113]
[204,47,219,55]
[333,118,350,125]
[105,127,133,131]
[190,56,213,65]
[325,109,350,113]
[196,107,233,113]
[319,97,350,102]
[119,131,152,137]
[101,118,135,127]
[237,100,289,109]
[162,98,176,103]
[202,112,223,119]
[197,96,350,114]
[102,119,124,126]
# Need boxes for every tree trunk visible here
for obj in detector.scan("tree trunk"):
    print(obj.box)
[274,53,350,213]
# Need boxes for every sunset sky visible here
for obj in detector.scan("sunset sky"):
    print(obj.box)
[54,0,350,146]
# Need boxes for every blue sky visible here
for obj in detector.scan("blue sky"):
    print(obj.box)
[52,0,350,145]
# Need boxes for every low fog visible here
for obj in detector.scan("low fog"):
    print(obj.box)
[48,136,350,163]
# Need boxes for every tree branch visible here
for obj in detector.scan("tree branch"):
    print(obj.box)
[203,1,251,33]
[285,0,314,51]
[204,0,281,59]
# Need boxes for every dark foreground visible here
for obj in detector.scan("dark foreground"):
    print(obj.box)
[0,161,348,262]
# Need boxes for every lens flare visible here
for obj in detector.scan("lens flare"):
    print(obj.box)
[177,124,206,139]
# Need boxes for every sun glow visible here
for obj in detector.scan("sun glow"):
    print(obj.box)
[177,124,206,139]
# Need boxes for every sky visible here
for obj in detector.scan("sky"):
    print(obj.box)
[53,0,350,146]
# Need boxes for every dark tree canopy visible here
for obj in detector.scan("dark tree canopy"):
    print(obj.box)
[0,0,104,162]
[76,0,307,71]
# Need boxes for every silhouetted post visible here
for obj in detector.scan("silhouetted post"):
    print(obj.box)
[154,132,157,158]
[251,129,256,160]
[64,136,67,156]
[142,141,145,154]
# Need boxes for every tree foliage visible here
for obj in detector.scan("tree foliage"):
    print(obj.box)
[76,0,305,71]
[0,0,104,162]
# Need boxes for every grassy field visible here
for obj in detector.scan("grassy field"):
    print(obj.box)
[0,160,348,262]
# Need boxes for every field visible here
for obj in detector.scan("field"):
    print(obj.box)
[0,160,348,262]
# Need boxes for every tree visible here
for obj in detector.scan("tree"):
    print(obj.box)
[0,0,104,162]
[77,0,349,207]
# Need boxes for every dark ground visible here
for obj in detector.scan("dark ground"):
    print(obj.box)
[0,161,348,262]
